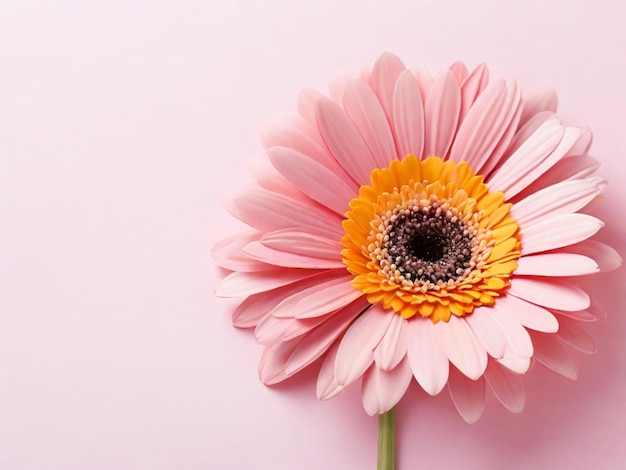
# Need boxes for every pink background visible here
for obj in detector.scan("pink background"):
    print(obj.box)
[2,1,625,468]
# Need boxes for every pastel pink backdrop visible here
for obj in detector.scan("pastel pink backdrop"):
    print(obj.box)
[1,1,625,469]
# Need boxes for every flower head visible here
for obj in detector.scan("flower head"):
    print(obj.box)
[213,53,620,422]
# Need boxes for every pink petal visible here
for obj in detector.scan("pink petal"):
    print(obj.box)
[508,277,590,312]
[260,230,342,261]
[360,67,372,84]
[243,240,344,269]
[510,178,601,227]
[449,79,521,173]
[529,331,578,379]
[519,86,558,127]
[233,285,312,330]
[259,338,301,385]
[588,300,608,320]
[465,306,507,358]
[447,366,486,423]
[282,314,334,342]
[434,315,487,380]
[225,186,343,239]
[566,127,593,156]
[215,268,327,298]
[232,270,347,328]
[459,63,490,121]
[374,314,407,371]
[271,275,362,319]
[496,347,531,374]
[410,64,433,98]
[361,358,413,416]
[550,308,597,322]
[316,342,344,400]
[285,299,368,376]
[406,319,449,395]
[265,317,313,343]
[334,305,394,387]
[520,213,603,255]
[297,88,324,124]
[486,118,565,197]
[470,81,524,177]
[232,296,272,328]
[392,70,425,158]
[288,312,352,339]
[494,294,559,333]
[484,359,526,413]
[328,70,351,105]
[212,231,272,272]
[498,125,581,199]
[423,70,461,158]
[448,61,469,83]
[247,155,302,199]
[369,52,407,125]
[515,253,599,277]
[255,309,331,345]
[516,155,600,199]
[566,240,623,272]
[555,317,596,354]
[267,146,356,215]
[260,114,353,182]
[254,314,291,344]
[500,111,554,165]
[343,78,398,167]
[490,304,534,357]
[315,96,378,184]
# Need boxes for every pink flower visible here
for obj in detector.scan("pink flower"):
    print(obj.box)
[213,53,621,422]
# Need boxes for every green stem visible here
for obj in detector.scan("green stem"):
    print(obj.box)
[377,407,396,470]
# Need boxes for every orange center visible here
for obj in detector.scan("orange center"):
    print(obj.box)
[340,155,520,323]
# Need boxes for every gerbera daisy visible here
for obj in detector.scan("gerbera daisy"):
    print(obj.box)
[212,52,620,423]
